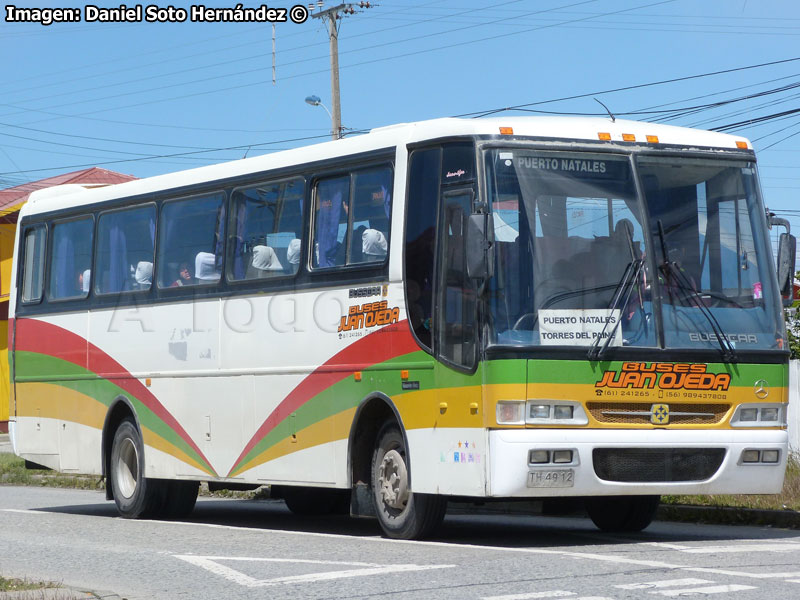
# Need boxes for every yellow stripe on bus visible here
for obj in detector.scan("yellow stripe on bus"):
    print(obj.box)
[140,428,213,476]
[15,382,107,428]
[16,381,212,475]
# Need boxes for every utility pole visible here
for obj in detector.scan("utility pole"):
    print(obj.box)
[311,2,375,140]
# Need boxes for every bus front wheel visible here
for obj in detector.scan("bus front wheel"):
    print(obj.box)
[109,418,165,519]
[585,495,660,532]
[371,422,446,540]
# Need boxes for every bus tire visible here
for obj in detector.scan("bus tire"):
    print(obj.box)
[371,422,446,540]
[586,495,660,532]
[109,418,165,519]
[160,480,199,519]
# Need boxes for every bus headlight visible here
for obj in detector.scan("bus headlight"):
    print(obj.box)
[760,407,779,422]
[525,400,588,425]
[731,404,786,427]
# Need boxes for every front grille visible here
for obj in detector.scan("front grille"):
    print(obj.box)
[593,448,726,482]
[587,402,730,425]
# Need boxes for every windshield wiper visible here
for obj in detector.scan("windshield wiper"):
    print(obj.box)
[588,220,646,361]
[656,220,738,363]
[587,258,644,360]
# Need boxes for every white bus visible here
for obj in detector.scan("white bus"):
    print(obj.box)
[9,117,794,539]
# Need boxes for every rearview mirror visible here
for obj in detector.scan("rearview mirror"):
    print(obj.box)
[466,213,494,280]
[777,232,796,306]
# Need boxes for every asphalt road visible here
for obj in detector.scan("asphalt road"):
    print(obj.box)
[3,486,800,600]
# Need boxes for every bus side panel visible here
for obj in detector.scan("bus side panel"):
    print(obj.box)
[14,313,89,470]
[88,298,222,479]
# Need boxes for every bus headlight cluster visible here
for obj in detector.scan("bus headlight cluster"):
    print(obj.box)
[529,449,576,465]
[526,400,588,425]
[731,404,786,427]
[741,449,781,464]
[496,400,589,426]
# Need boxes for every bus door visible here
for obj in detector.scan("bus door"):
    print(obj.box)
[432,188,485,496]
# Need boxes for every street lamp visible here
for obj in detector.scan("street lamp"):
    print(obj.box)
[305,95,338,140]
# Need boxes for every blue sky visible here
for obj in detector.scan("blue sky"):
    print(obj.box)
[2,0,799,235]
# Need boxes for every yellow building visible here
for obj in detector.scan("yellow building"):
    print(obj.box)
[0,168,136,432]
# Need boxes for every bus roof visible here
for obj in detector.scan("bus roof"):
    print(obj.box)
[20,116,752,218]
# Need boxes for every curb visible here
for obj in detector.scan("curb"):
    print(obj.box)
[658,503,800,529]
[0,587,123,599]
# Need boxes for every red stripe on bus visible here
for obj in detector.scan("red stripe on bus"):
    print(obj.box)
[14,318,217,476]
[229,321,418,475]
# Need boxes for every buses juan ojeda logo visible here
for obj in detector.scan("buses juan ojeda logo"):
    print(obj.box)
[595,362,732,391]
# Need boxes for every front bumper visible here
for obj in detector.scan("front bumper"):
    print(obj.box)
[489,428,788,497]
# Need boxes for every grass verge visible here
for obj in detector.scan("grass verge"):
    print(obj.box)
[0,577,46,592]
[662,455,800,511]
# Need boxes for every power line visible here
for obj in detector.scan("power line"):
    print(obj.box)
[460,56,800,118]
[0,131,367,177]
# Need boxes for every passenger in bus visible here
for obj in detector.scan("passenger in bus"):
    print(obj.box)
[247,245,283,278]
[286,238,301,273]
[134,261,153,290]
[195,252,221,283]
[170,262,192,287]
[362,228,387,261]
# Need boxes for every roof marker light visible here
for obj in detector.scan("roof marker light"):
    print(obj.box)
[598,132,611,141]
[736,141,749,149]
[499,127,514,135]
[622,133,636,142]
[646,135,659,143]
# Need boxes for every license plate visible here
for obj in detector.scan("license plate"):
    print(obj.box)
[527,469,574,488]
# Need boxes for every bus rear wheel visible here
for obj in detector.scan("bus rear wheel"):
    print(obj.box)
[585,495,660,532]
[371,422,446,540]
[109,418,165,519]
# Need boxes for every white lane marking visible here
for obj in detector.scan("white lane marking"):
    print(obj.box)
[28,511,800,585]
[687,567,800,580]
[615,578,714,590]
[173,555,454,588]
[652,584,757,596]
[679,543,800,554]
[642,543,692,550]
[2,509,42,514]
[154,518,682,569]
[482,591,575,600]
[786,579,800,583]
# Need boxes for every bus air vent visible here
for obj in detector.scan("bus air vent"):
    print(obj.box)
[592,448,726,482]
[588,402,730,425]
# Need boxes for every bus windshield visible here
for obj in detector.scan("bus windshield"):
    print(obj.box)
[485,148,785,353]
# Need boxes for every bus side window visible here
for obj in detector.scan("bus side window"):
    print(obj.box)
[20,226,47,304]
[157,192,225,288]
[312,176,351,269]
[405,148,441,352]
[228,177,304,281]
[48,217,94,301]
[95,205,156,294]
[350,166,392,264]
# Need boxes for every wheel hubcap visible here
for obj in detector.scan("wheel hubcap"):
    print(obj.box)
[116,438,139,499]
[378,449,409,510]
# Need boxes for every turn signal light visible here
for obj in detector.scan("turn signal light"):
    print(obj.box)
[736,141,748,149]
